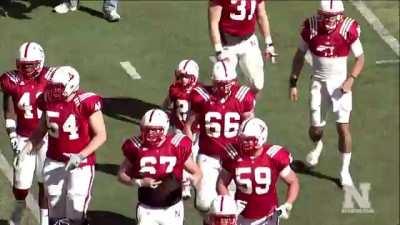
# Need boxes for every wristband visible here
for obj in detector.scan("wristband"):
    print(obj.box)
[5,119,16,129]
[265,36,273,46]
[9,132,17,139]
[289,77,298,88]
[214,43,223,52]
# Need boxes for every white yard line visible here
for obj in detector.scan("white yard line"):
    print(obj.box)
[350,0,399,56]
[120,61,142,80]
[209,56,217,63]
[0,150,40,223]
[376,59,400,65]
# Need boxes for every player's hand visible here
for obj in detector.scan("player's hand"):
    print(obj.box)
[13,150,26,171]
[264,45,277,64]
[10,136,18,153]
[64,153,85,171]
[289,87,298,101]
[276,202,292,220]
[340,77,354,93]
[235,200,247,214]
[216,50,230,62]
[139,178,162,189]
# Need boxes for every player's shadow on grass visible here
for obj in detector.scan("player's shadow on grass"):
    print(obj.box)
[3,1,32,19]
[21,0,59,12]
[95,163,119,176]
[0,219,8,225]
[291,160,342,189]
[88,210,136,225]
[102,97,161,125]
[78,5,104,20]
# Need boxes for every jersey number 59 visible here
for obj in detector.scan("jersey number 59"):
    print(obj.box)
[236,167,271,195]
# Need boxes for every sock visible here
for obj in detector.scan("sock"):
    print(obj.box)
[340,152,352,173]
[312,140,323,154]
[40,208,49,225]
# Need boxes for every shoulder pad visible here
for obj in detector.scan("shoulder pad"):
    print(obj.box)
[235,86,250,102]
[225,143,238,160]
[193,86,211,101]
[266,145,283,158]
[306,16,318,39]
[129,136,143,149]
[74,92,97,106]
[3,71,19,84]
[339,17,356,40]
[43,67,57,80]
[171,133,186,147]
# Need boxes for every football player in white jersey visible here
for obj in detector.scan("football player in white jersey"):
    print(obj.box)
[289,0,365,187]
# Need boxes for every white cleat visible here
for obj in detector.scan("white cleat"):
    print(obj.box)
[104,10,121,22]
[53,3,78,14]
[306,150,320,167]
[340,171,354,188]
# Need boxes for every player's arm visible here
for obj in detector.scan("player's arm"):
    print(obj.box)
[279,167,299,206]
[80,110,107,158]
[242,92,256,120]
[289,38,308,86]
[22,115,48,154]
[256,1,273,48]
[161,95,172,112]
[183,156,202,186]
[3,94,17,139]
[208,0,223,54]
[184,110,199,141]
[216,168,233,195]
[117,158,136,186]
[348,25,364,80]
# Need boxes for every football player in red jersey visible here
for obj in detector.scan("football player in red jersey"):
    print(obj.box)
[14,66,107,225]
[117,109,202,225]
[208,0,276,93]
[162,59,202,199]
[217,118,299,225]
[184,61,256,223]
[0,42,54,225]
[289,0,365,187]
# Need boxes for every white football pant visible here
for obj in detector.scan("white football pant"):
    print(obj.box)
[310,77,352,127]
[238,213,279,225]
[224,34,265,92]
[42,159,95,220]
[136,200,184,225]
[14,136,47,189]
[195,154,236,211]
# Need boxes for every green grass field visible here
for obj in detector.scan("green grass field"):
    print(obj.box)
[0,1,399,225]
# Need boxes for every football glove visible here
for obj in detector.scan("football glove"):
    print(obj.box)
[235,200,247,214]
[64,153,85,171]
[216,50,230,62]
[9,132,18,153]
[264,44,277,63]
[276,202,292,220]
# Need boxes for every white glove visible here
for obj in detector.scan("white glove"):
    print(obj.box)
[64,153,85,171]
[10,134,18,153]
[276,202,292,220]
[216,50,231,62]
[264,44,277,64]
[235,200,247,214]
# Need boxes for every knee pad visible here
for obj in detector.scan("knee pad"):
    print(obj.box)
[308,126,324,142]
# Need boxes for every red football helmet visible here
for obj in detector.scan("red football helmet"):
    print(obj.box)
[44,66,80,103]
[16,42,45,81]
[174,59,199,89]
[238,118,268,156]
[209,195,237,225]
[317,0,344,32]
[211,61,237,98]
[140,109,170,147]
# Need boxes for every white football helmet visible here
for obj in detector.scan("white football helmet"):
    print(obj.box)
[318,0,344,32]
[209,195,237,225]
[44,66,80,103]
[140,109,170,147]
[175,59,199,88]
[238,118,268,156]
[16,42,45,80]
[211,61,237,98]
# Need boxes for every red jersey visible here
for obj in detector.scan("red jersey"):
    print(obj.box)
[222,144,293,219]
[121,133,192,181]
[190,85,256,158]
[0,67,55,137]
[214,0,263,36]
[300,17,362,80]
[37,91,103,166]
[168,83,201,132]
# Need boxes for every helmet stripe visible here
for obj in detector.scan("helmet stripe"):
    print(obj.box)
[149,109,155,122]
[24,42,31,58]
[242,118,253,132]
[183,59,191,70]
[220,195,224,212]
[330,0,333,9]
[221,61,228,77]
